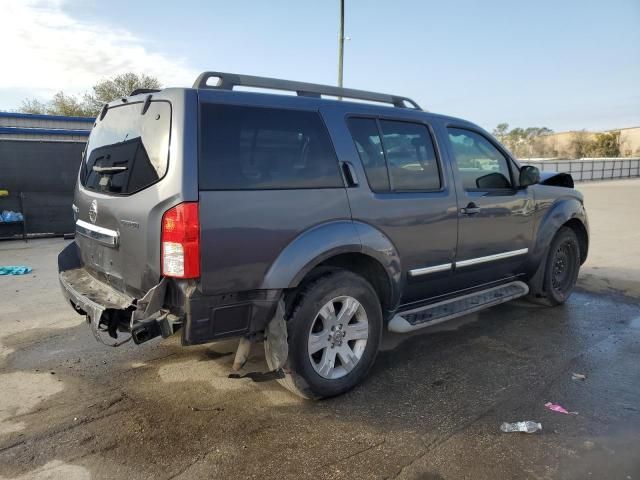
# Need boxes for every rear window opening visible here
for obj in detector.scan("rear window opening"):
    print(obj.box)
[81,101,171,195]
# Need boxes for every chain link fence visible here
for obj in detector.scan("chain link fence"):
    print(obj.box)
[526,158,640,182]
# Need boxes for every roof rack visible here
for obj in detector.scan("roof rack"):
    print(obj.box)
[130,88,161,96]
[192,71,422,110]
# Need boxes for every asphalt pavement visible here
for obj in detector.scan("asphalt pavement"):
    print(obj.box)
[0,179,639,479]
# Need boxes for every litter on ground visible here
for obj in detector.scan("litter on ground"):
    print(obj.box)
[500,421,542,433]
[0,266,32,275]
[0,210,24,222]
[545,402,578,415]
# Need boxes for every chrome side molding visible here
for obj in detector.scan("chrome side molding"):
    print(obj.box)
[409,263,452,277]
[455,248,528,268]
[75,219,119,247]
[409,248,528,277]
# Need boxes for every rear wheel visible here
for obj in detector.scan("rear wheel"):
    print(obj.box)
[266,270,382,399]
[542,227,581,305]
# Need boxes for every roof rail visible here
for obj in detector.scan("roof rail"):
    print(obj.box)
[192,71,422,110]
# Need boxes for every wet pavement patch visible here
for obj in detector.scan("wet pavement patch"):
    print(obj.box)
[1,228,640,478]
[1,289,639,479]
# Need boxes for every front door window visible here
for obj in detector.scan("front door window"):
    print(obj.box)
[447,128,512,191]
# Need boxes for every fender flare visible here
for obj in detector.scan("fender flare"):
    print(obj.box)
[261,220,402,310]
[526,197,588,294]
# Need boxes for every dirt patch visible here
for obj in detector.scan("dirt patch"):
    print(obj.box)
[0,460,91,480]
[0,372,64,435]
[157,350,303,407]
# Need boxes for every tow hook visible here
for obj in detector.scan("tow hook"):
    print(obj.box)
[131,312,182,345]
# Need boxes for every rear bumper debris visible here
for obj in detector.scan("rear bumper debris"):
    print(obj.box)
[58,242,180,346]
[58,241,279,347]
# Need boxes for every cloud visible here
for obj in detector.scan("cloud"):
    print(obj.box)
[0,0,197,99]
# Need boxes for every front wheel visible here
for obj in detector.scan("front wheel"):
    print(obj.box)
[265,270,383,399]
[542,227,581,305]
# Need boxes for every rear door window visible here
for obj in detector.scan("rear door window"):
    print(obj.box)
[379,120,440,191]
[81,101,171,195]
[347,118,441,192]
[199,104,343,190]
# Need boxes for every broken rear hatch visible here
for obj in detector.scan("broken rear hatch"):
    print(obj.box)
[73,100,171,298]
[58,98,174,343]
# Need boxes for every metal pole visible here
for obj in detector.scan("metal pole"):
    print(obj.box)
[338,0,345,92]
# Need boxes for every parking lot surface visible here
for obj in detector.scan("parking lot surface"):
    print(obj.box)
[0,179,639,479]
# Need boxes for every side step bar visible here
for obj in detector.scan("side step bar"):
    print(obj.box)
[388,281,529,333]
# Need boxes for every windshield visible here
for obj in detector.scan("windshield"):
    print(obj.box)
[81,101,171,195]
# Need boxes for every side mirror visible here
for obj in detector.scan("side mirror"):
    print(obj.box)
[519,165,540,188]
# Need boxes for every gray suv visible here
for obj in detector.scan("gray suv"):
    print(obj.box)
[58,72,589,399]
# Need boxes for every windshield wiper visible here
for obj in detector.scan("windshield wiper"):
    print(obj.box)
[92,166,128,173]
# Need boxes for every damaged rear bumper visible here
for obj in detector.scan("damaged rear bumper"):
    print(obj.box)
[58,242,280,347]
[58,242,180,345]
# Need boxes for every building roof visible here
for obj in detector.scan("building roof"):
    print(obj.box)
[0,111,94,142]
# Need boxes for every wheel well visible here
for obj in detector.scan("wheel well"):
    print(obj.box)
[563,218,588,264]
[296,253,393,314]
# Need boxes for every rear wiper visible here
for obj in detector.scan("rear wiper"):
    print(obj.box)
[92,166,128,173]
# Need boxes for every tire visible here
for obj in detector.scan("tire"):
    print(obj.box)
[265,269,383,399]
[541,227,581,306]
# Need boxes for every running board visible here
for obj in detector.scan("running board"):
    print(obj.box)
[388,281,529,333]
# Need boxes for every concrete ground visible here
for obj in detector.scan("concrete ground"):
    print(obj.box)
[0,179,639,480]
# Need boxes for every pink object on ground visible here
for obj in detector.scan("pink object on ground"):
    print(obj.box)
[545,402,578,415]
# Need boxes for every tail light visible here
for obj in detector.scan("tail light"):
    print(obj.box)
[161,202,200,278]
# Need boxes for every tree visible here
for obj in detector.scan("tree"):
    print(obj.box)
[521,127,552,158]
[568,130,594,159]
[83,73,161,115]
[20,91,91,116]
[492,124,555,158]
[530,134,557,158]
[590,131,620,158]
[493,123,509,144]
[506,127,526,157]
[48,91,93,117]
[18,73,161,117]
[19,98,48,114]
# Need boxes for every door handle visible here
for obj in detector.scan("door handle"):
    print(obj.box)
[460,202,481,215]
[341,161,359,187]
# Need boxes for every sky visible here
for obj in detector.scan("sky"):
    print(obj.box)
[1,0,638,133]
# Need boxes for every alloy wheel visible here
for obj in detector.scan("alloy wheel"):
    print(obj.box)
[307,296,369,380]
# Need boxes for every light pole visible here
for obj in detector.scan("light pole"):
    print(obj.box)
[338,0,345,90]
